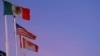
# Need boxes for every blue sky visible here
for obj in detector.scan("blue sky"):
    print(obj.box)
[0,0,100,56]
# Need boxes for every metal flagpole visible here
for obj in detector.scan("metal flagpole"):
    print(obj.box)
[13,16,18,56]
[4,15,9,56]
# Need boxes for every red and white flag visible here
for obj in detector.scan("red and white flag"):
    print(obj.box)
[20,36,39,52]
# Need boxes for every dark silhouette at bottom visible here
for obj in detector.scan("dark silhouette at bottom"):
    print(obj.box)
[0,50,6,56]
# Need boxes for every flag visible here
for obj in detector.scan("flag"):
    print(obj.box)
[16,23,36,40]
[3,1,30,20]
[20,36,39,52]
[0,51,6,56]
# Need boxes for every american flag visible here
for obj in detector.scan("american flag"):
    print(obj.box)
[16,23,36,40]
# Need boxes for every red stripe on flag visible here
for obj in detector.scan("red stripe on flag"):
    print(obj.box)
[20,37,39,52]
[27,40,39,52]
[22,8,30,20]
[20,36,25,48]
[17,28,36,40]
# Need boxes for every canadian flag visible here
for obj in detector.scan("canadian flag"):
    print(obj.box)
[20,36,38,52]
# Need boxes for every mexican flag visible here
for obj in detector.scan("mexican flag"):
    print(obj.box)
[4,1,30,20]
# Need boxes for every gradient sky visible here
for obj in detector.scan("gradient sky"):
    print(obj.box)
[0,0,100,56]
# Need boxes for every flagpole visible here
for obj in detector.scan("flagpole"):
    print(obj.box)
[13,16,18,56]
[4,15,9,56]
[20,35,25,56]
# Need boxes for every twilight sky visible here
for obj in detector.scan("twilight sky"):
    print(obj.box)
[0,0,100,56]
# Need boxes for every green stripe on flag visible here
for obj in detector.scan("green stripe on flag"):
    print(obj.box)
[4,1,13,15]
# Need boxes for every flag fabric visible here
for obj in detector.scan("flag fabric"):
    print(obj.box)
[20,36,39,52]
[0,51,6,56]
[16,23,36,40]
[4,1,30,20]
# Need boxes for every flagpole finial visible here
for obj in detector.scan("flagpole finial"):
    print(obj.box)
[13,15,16,18]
